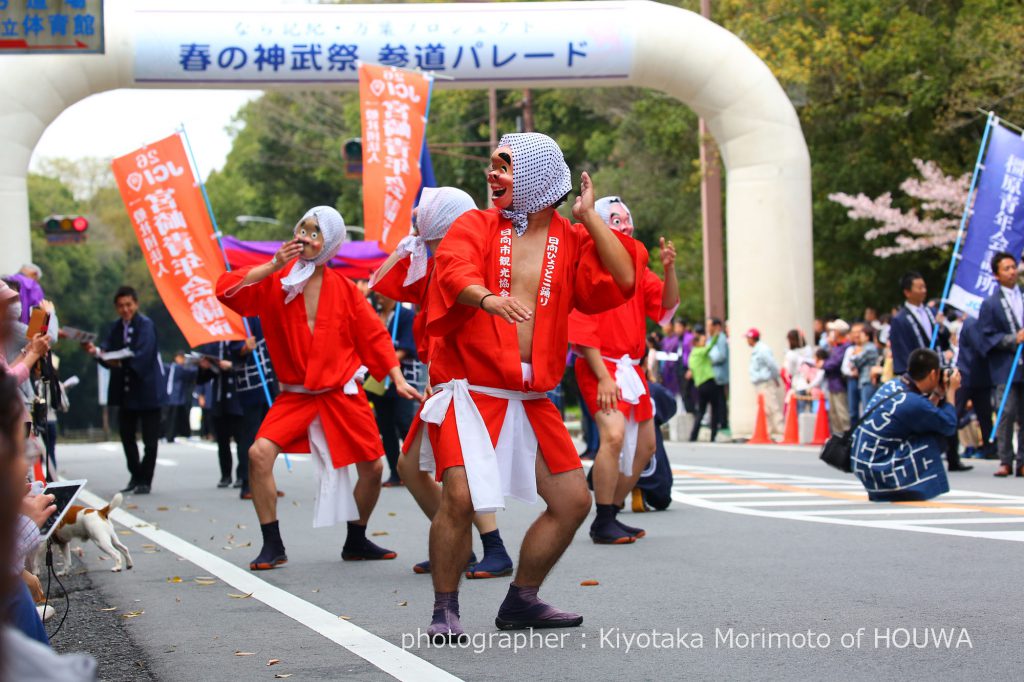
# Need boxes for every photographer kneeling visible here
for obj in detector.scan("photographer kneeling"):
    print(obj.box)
[852,348,958,502]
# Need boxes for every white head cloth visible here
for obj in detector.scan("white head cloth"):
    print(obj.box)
[396,187,477,286]
[497,133,572,237]
[595,196,632,229]
[281,206,346,304]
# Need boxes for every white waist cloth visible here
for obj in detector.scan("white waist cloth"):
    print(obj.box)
[602,354,646,405]
[420,364,547,512]
[600,355,646,475]
[281,365,368,528]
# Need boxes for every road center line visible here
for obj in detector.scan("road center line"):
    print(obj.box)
[77,489,461,682]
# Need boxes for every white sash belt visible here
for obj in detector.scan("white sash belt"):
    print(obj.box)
[602,354,646,405]
[281,365,367,398]
[420,378,547,512]
[282,365,369,528]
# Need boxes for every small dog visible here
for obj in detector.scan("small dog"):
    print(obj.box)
[35,492,134,576]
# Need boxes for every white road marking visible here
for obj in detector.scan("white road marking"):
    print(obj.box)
[77,489,461,682]
[670,464,1024,543]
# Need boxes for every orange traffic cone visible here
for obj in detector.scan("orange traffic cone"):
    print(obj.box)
[811,394,830,446]
[781,394,800,445]
[747,394,772,444]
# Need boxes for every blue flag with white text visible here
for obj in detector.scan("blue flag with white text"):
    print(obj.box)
[948,124,1024,317]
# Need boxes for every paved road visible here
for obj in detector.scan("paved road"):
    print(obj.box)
[44,439,1024,680]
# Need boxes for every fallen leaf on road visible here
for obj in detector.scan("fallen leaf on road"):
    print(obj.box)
[237,541,251,548]
[292,501,299,507]
[580,580,599,587]
[117,530,134,536]
[311,588,320,593]
[338,615,352,621]
[98,556,108,561]
[194,577,217,586]
[100,607,117,612]
[125,504,139,510]
[236,523,247,530]
[371,531,388,537]
[141,544,157,549]
[121,611,144,619]
[267,659,281,666]
[166,576,182,584]
[397,600,408,607]
[234,651,255,657]
[157,506,169,511]
[221,546,234,551]
[387,512,396,517]
[274,675,292,679]
[227,593,253,599]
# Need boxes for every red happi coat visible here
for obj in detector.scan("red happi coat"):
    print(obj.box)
[568,267,675,421]
[216,265,398,467]
[369,256,434,364]
[425,207,647,475]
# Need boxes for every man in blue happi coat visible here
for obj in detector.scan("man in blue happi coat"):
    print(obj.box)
[852,348,958,502]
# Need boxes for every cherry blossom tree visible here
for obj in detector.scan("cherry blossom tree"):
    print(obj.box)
[829,159,971,258]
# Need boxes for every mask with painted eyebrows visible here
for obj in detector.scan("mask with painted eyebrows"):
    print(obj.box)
[496,132,572,237]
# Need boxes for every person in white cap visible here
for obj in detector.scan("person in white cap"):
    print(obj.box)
[370,187,514,580]
[217,206,422,571]
[420,133,643,640]
[567,196,678,544]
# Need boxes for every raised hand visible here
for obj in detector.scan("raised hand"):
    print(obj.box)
[572,171,596,221]
[272,239,304,269]
[659,237,676,269]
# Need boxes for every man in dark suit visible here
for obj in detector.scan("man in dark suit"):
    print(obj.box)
[956,316,995,459]
[889,271,949,375]
[888,272,967,471]
[84,286,165,494]
[195,340,247,489]
[978,251,1024,477]
[164,350,197,443]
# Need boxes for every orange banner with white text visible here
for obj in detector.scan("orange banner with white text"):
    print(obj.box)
[112,134,245,347]
[359,63,432,253]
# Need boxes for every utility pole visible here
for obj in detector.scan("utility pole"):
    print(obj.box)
[522,89,535,132]
[700,0,725,321]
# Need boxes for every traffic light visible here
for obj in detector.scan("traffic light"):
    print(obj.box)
[342,137,362,179]
[41,214,89,244]
[43,214,89,233]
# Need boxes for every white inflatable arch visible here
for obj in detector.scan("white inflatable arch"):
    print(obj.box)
[0,0,812,434]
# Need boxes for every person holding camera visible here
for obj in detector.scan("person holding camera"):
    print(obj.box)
[851,348,958,502]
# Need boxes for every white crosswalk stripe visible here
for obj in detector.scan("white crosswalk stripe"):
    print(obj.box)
[671,464,1024,542]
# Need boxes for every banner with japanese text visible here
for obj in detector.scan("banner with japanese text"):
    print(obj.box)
[359,63,432,253]
[948,124,1024,318]
[111,134,246,346]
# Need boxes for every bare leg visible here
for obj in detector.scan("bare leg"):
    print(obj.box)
[248,438,282,524]
[473,512,497,534]
[613,418,657,506]
[397,429,441,520]
[429,467,475,592]
[353,458,384,524]
[426,466,474,640]
[591,410,626,505]
[514,455,591,587]
[495,454,589,630]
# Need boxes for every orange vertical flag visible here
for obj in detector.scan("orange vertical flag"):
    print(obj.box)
[112,134,245,347]
[359,63,432,253]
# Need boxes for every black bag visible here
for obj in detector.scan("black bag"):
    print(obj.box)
[820,388,904,472]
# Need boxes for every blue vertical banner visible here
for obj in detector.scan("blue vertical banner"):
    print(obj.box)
[947,123,1024,318]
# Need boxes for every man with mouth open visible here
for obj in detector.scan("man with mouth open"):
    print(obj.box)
[217,206,422,571]
[420,133,645,640]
